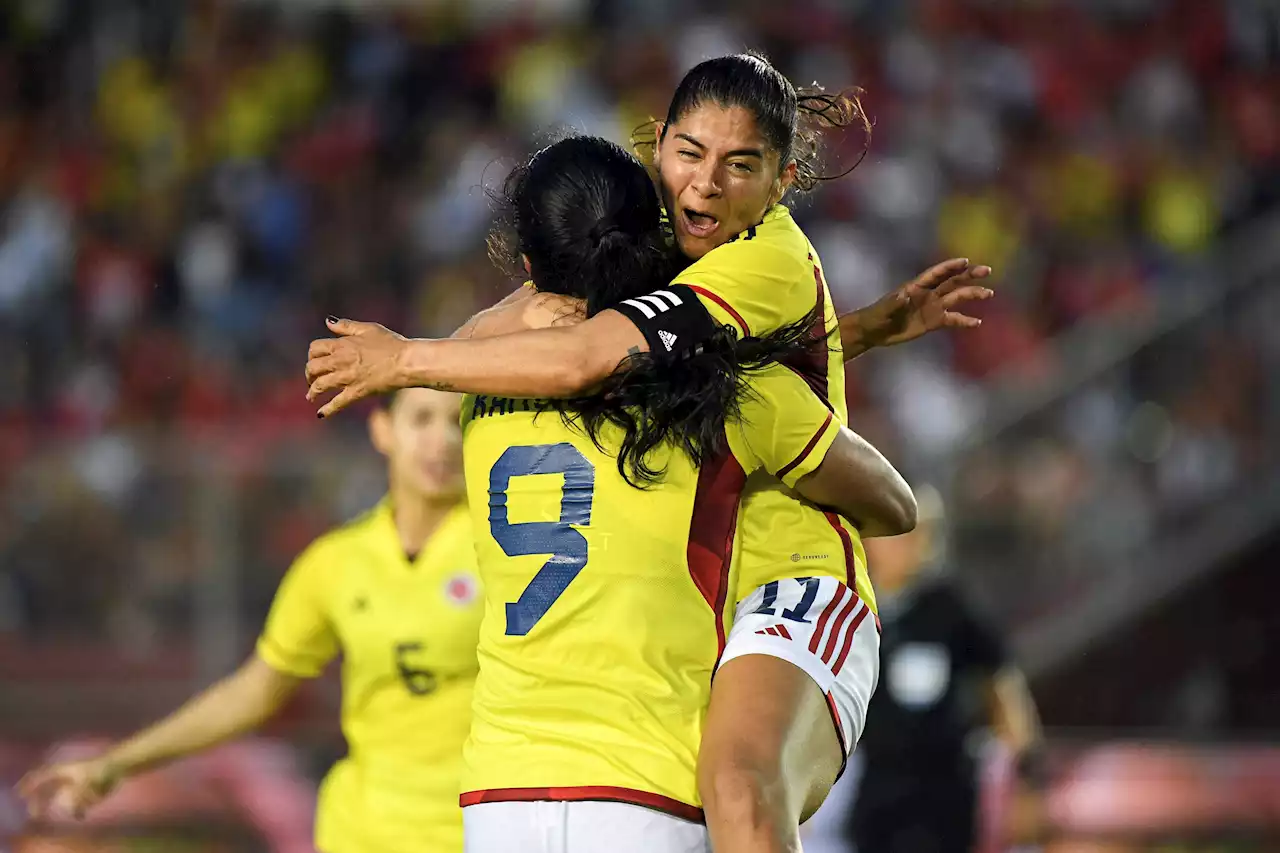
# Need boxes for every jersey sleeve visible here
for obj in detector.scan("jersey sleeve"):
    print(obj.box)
[256,543,339,679]
[729,364,840,488]
[675,237,811,338]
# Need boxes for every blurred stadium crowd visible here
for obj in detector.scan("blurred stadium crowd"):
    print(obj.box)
[0,0,1277,656]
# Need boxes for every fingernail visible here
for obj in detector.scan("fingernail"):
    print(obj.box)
[326,315,338,324]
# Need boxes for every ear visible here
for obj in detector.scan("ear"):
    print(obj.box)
[769,160,798,207]
[521,254,532,277]
[368,406,393,458]
[653,122,667,166]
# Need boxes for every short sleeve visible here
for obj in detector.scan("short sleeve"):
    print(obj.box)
[729,364,840,487]
[256,545,339,679]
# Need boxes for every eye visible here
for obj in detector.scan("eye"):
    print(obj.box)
[729,162,754,173]
[678,149,700,160]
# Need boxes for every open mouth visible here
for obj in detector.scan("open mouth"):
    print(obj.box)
[680,207,719,239]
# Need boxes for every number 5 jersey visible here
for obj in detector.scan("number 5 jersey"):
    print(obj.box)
[457,362,842,819]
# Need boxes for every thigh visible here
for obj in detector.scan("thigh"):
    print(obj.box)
[714,576,881,816]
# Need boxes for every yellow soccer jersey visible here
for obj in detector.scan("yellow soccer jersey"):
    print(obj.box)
[457,363,837,818]
[256,499,482,853]
[676,204,877,614]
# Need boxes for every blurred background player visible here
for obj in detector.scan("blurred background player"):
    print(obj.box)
[17,388,482,853]
[847,484,1043,853]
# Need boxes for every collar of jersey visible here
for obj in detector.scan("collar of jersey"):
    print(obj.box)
[372,496,466,570]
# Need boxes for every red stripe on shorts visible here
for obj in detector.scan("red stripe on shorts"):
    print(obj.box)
[821,591,860,665]
[809,584,849,655]
[832,603,870,676]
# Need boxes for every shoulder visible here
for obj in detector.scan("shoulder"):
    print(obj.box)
[289,505,380,576]
[687,208,811,277]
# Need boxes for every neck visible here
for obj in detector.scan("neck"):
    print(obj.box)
[388,484,456,555]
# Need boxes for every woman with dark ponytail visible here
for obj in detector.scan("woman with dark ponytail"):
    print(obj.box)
[307,54,994,852]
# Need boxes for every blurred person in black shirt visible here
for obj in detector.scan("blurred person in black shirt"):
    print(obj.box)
[848,485,1044,853]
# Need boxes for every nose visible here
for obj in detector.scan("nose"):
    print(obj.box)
[690,158,722,199]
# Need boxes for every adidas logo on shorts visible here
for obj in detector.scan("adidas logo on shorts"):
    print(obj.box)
[658,329,678,351]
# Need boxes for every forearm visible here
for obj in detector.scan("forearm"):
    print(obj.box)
[836,307,876,361]
[400,311,640,398]
[991,667,1043,756]
[104,662,293,777]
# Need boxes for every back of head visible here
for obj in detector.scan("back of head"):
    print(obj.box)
[492,135,676,315]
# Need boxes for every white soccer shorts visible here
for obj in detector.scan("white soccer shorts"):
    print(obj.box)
[464,800,710,853]
[720,576,880,758]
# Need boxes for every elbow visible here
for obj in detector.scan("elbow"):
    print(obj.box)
[888,485,919,536]
[551,340,613,397]
[861,481,917,538]
[547,357,597,397]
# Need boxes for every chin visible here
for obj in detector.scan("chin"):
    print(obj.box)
[677,234,713,260]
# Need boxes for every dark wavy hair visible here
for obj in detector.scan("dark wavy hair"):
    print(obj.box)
[488,134,825,486]
[635,51,871,194]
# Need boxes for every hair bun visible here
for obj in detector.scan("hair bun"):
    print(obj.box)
[588,219,621,244]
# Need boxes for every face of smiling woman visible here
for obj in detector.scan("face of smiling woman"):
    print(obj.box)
[655,103,796,261]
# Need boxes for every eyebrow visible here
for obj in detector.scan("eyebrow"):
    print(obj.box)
[674,133,764,160]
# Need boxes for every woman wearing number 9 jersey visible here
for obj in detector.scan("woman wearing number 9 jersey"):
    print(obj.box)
[18,388,483,853]
[452,135,913,852]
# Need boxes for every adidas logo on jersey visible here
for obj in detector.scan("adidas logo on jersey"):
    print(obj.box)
[658,329,678,351]
[755,624,793,640]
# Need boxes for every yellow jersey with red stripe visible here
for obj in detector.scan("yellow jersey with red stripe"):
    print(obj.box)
[458,362,839,817]
[676,204,877,614]
[257,500,482,853]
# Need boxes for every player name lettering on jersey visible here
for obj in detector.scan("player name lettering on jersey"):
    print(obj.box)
[470,395,554,420]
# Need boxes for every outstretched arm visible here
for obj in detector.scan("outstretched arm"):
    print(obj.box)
[837,258,993,360]
[18,655,299,820]
[306,309,647,417]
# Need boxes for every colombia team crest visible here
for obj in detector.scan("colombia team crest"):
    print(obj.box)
[443,573,479,607]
